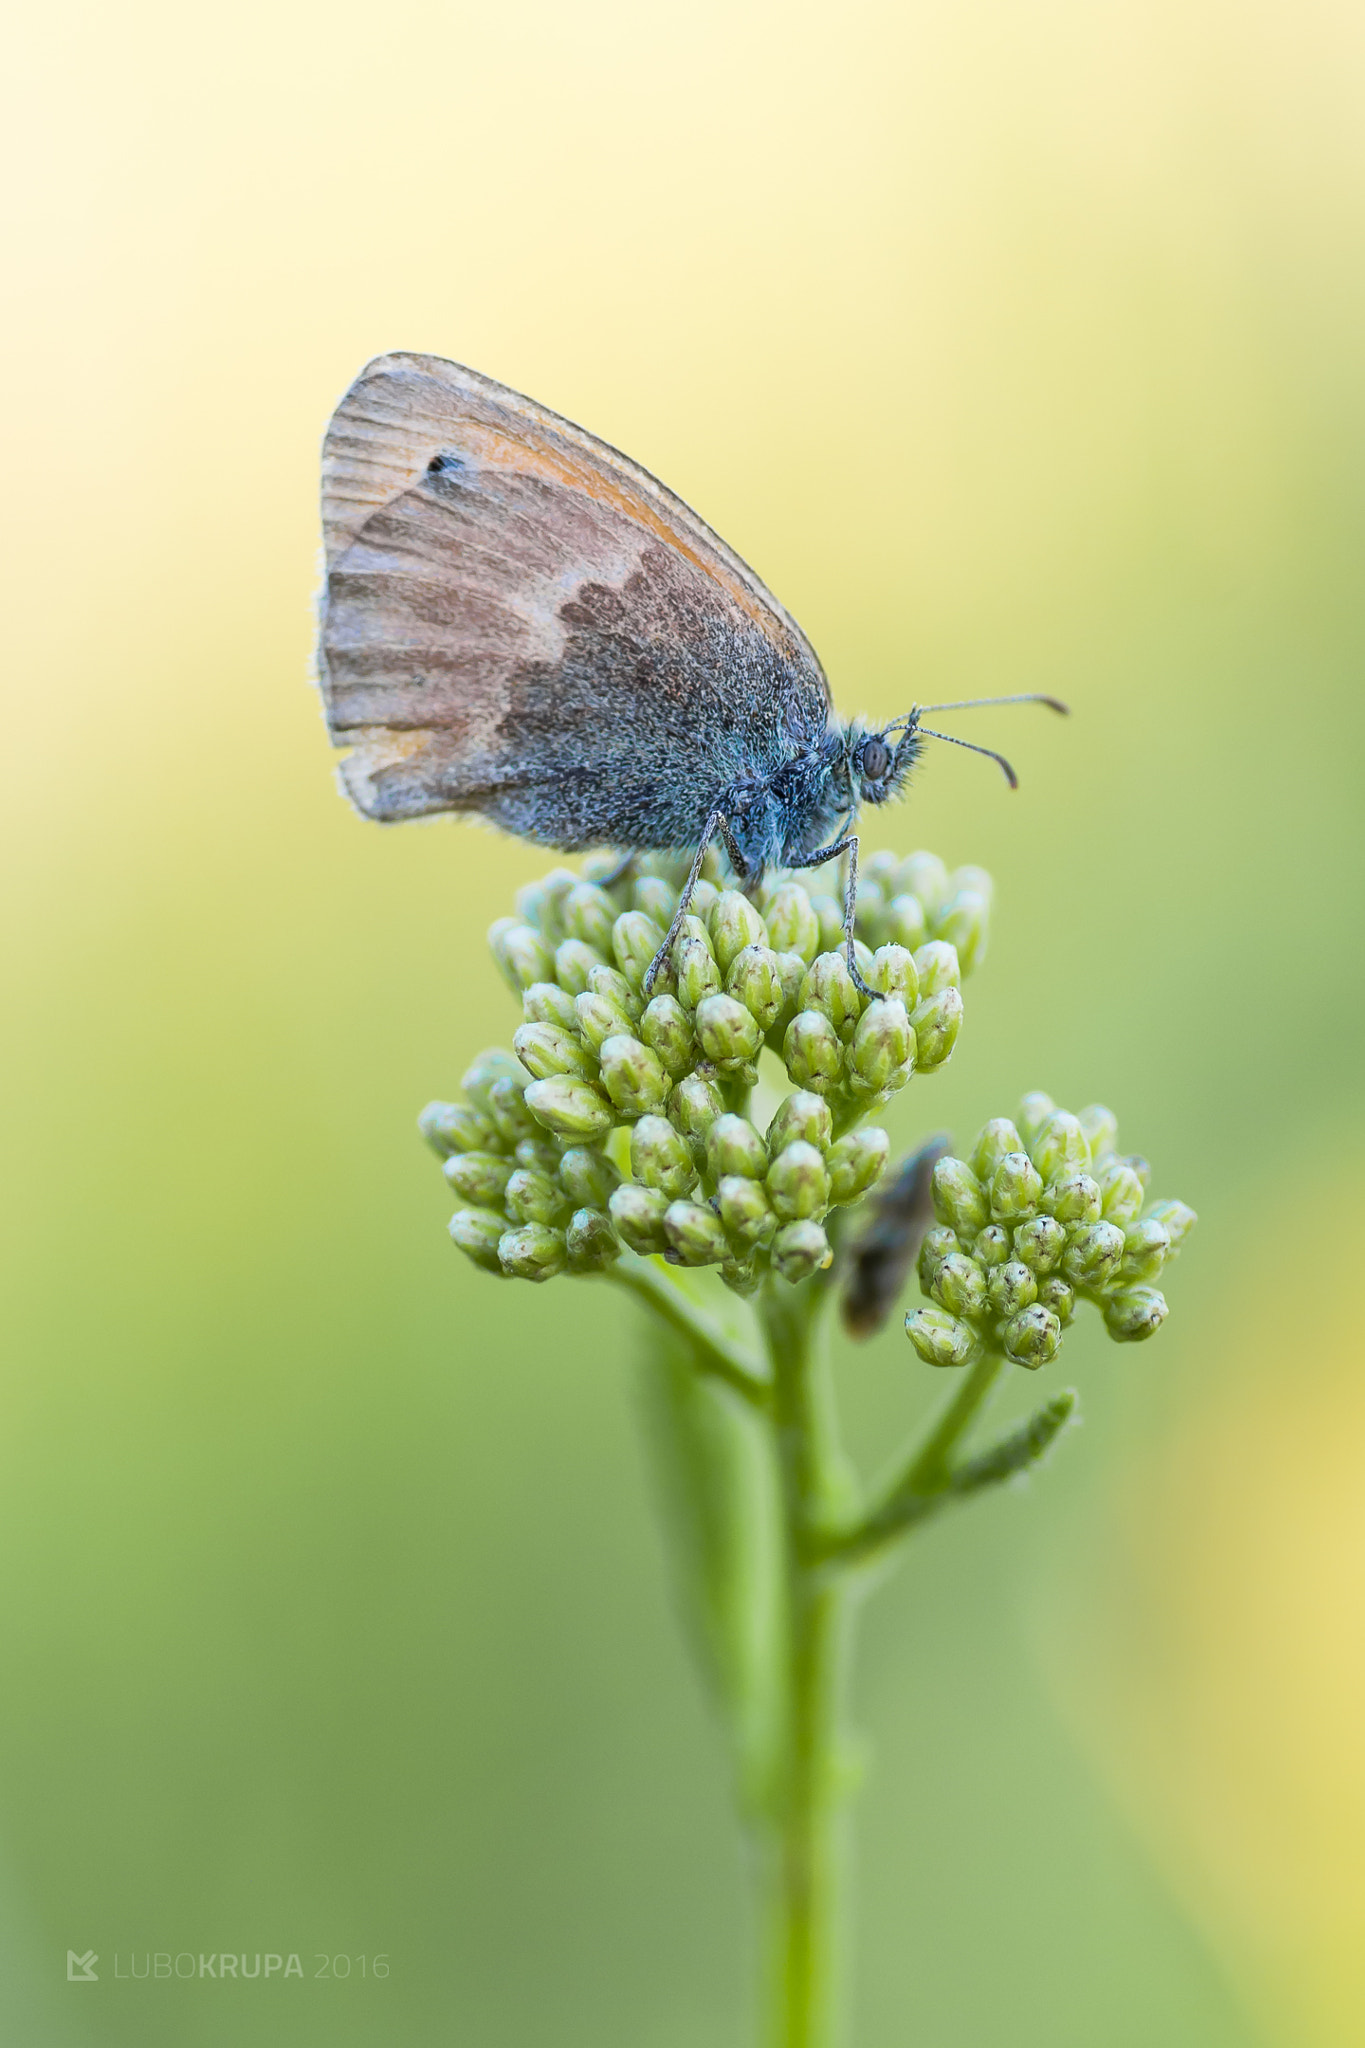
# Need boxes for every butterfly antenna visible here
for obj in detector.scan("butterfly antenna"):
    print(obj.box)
[917,727,1020,789]
[916,692,1070,716]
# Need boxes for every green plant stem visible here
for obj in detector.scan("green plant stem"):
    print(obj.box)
[610,1261,770,1406]
[757,1280,846,2048]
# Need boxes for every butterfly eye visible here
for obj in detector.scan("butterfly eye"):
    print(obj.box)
[858,735,892,782]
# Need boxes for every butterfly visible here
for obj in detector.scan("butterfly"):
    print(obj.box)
[317,352,1064,994]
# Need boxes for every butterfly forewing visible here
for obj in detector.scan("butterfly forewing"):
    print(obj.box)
[317,354,830,842]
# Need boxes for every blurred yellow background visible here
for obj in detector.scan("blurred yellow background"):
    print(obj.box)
[3,0,1363,2042]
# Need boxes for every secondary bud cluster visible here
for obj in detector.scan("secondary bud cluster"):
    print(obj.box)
[426,849,989,1291]
[905,1095,1196,1370]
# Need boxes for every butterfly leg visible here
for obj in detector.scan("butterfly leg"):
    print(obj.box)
[642,809,733,998]
[786,829,877,998]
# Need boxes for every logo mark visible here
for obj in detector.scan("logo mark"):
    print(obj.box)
[67,1950,98,1981]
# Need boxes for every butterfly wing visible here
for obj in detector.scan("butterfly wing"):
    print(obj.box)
[317,353,831,845]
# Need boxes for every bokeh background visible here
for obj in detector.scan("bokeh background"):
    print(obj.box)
[4,0,1364,2041]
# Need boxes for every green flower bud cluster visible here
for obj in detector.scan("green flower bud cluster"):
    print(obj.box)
[425,849,989,1291]
[905,1095,1196,1370]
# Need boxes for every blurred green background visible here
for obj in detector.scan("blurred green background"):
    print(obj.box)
[3,0,1364,2042]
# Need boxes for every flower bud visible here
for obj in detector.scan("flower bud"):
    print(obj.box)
[675,933,723,1013]
[553,937,608,995]
[705,1113,768,1181]
[562,881,619,954]
[639,994,696,1076]
[448,1207,506,1271]
[987,1260,1037,1317]
[1062,1220,1126,1290]
[783,1009,844,1094]
[693,993,764,1067]
[558,1146,621,1210]
[522,982,580,1033]
[1044,1172,1102,1227]
[905,1306,979,1368]
[1146,1198,1197,1253]
[989,1151,1044,1223]
[514,1021,598,1083]
[1030,1110,1090,1183]
[717,1174,777,1246]
[721,1257,760,1297]
[664,1198,729,1266]
[489,919,556,992]
[1098,1162,1145,1226]
[974,1223,1011,1268]
[709,890,768,974]
[936,889,989,976]
[931,1155,990,1236]
[461,1050,527,1112]
[1037,1275,1075,1326]
[516,1139,565,1179]
[798,953,865,1041]
[486,1076,541,1148]
[766,1090,833,1157]
[909,986,963,1072]
[763,883,821,962]
[515,873,571,944]
[587,962,642,1016]
[632,875,678,932]
[931,1250,987,1318]
[898,851,951,915]
[884,892,928,952]
[612,911,671,994]
[1119,1217,1171,1282]
[524,1075,615,1141]
[917,1224,959,1292]
[767,1140,830,1221]
[565,1207,621,1273]
[574,989,636,1053]
[598,1033,670,1117]
[848,997,914,1097]
[726,945,786,1032]
[419,1101,495,1157]
[504,1167,572,1227]
[970,1119,1024,1185]
[827,1126,891,1205]
[768,951,809,1034]
[1001,1304,1062,1369]
[443,1150,515,1207]
[1104,1285,1169,1342]
[865,944,919,1005]
[1078,1103,1119,1164]
[668,1072,726,1159]
[913,940,960,996]
[1016,1092,1056,1148]
[853,878,887,946]
[1012,1215,1066,1274]
[497,1222,567,1282]
[772,1219,833,1284]
[608,1182,671,1255]
[810,894,845,954]
[632,1115,699,1198]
